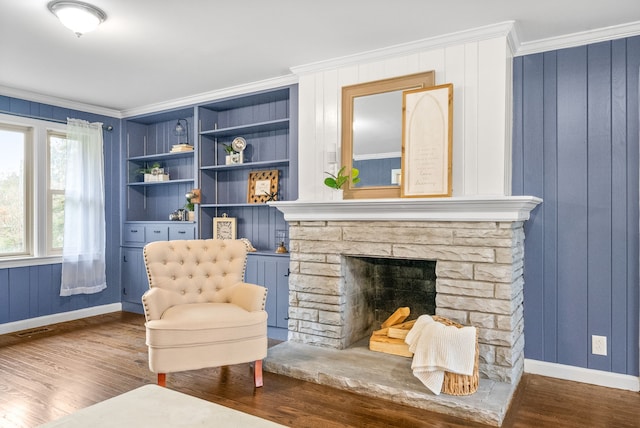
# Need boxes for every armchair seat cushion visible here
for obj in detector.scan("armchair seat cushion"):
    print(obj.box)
[146,302,267,348]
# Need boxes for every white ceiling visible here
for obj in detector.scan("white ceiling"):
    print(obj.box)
[1,0,639,115]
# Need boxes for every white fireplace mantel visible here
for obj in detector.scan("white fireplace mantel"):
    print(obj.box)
[269,196,542,222]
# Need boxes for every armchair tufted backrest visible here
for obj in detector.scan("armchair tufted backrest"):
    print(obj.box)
[143,239,248,305]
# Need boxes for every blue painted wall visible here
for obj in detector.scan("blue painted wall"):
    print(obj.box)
[0,96,122,323]
[353,157,401,187]
[512,36,640,376]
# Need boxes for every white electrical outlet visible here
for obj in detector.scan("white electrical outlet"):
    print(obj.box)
[592,335,607,356]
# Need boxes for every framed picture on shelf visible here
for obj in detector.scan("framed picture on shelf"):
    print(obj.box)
[213,214,236,240]
[247,170,279,203]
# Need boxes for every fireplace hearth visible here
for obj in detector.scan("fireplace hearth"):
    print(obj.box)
[266,197,541,425]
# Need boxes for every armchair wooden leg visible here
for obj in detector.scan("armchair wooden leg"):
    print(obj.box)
[254,360,263,388]
[157,373,166,387]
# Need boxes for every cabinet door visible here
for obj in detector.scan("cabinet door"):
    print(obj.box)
[245,255,289,329]
[273,257,290,329]
[121,248,148,304]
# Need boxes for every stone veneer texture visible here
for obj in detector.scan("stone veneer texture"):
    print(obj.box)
[286,220,525,384]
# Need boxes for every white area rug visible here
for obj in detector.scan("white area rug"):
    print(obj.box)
[40,384,287,427]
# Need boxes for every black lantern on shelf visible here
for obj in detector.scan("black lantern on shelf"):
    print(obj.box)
[174,119,190,145]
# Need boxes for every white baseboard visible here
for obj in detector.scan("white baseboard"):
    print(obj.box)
[0,303,123,335]
[525,359,640,392]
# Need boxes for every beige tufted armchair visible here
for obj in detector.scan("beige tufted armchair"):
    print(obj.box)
[142,239,268,388]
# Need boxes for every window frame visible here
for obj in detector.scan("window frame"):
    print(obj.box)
[0,122,32,258]
[0,113,67,268]
[46,130,68,255]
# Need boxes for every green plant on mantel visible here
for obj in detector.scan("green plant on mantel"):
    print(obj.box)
[324,166,360,189]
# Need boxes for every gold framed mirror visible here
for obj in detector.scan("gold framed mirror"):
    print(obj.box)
[341,71,435,199]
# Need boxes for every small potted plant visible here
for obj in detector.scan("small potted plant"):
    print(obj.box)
[138,162,169,182]
[324,166,360,190]
[223,144,235,165]
[184,197,195,221]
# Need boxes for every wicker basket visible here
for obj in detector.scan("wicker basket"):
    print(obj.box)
[432,315,479,396]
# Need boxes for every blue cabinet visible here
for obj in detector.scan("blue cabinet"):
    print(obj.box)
[245,253,290,340]
[121,222,196,313]
[121,247,148,308]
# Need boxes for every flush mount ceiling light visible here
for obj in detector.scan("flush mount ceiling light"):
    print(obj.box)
[48,1,107,37]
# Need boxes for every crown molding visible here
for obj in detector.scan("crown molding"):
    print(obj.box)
[290,21,517,76]
[506,22,522,56]
[4,20,638,119]
[0,74,299,120]
[120,74,299,118]
[515,20,640,56]
[0,85,122,118]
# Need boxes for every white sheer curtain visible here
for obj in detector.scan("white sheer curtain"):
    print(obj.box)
[60,119,107,296]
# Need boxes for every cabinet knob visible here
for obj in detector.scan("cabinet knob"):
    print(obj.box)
[178,230,186,234]
[130,229,138,233]
[284,268,290,277]
[153,230,161,234]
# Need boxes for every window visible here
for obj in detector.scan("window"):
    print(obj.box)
[48,131,68,254]
[0,124,30,257]
[0,114,67,265]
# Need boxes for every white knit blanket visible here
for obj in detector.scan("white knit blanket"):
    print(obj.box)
[405,315,476,395]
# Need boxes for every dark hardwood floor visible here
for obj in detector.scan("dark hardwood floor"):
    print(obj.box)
[0,312,638,427]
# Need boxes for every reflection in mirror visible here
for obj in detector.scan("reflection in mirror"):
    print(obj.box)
[341,71,435,199]
[352,91,402,188]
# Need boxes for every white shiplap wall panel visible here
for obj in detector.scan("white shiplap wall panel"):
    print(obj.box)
[322,69,342,201]
[295,34,512,200]
[322,69,340,154]
[443,43,469,196]
[462,42,480,196]
[477,37,510,195]
[357,59,388,84]
[297,73,321,200]
[419,49,446,84]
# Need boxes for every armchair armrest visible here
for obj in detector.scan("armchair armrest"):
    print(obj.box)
[142,288,180,321]
[230,282,268,312]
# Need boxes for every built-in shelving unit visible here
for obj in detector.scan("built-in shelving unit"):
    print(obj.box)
[120,86,297,336]
[124,108,196,222]
[121,108,197,311]
[197,86,298,253]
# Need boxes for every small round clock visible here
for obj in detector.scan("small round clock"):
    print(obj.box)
[231,137,247,152]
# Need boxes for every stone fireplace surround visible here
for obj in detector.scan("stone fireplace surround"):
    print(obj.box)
[266,196,541,424]
[272,197,540,382]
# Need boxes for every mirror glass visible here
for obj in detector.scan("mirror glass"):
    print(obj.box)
[341,71,435,199]
[352,91,402,188]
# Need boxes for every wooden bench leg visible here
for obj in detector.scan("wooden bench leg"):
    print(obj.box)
[157,373,166,387]
[254,360,263,388]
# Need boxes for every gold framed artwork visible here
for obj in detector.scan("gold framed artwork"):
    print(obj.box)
[247,170,279,203]
[401,83,453,198]
[213,214,236,240]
